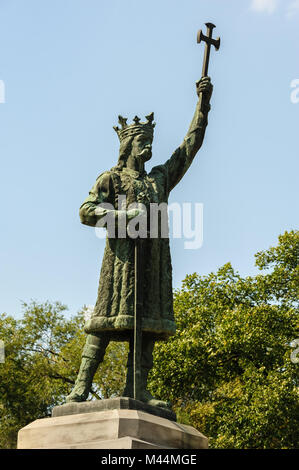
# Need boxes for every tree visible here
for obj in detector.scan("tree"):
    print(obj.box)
[0,302,127,448]
[0,231,298,448]
[148,230,299,448]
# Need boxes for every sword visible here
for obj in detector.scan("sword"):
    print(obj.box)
[133,236,143,401]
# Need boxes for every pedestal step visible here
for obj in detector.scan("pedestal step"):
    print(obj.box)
[17,407,208,449]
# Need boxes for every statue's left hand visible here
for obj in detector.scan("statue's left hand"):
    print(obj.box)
[196,76,213,101]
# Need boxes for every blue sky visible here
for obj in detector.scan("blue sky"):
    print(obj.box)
[0,0,298,318]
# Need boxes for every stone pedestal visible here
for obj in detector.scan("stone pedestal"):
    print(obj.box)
[17,398,208,449]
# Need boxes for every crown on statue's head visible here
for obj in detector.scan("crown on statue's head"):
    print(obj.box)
[113,112,155,142]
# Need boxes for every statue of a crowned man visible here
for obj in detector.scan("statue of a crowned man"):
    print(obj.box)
[66,76,213,407]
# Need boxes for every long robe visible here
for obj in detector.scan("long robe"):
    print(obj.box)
[80,98,210,340]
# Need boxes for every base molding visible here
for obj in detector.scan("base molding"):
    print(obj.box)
[17,399,208,449]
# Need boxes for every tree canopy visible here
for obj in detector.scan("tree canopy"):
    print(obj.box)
[149,230,299,448]
[0,303,127,448]
[0,230,298,448]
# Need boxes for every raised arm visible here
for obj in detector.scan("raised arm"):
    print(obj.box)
[164,77,213,192]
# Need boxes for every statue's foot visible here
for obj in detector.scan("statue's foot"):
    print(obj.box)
[123,388,171,409]
[141,390,172,409]
[65,388,88,403]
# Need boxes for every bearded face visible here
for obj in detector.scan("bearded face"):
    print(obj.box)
[132,133,153,162]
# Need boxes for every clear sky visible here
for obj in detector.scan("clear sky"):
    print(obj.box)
[0,0,298,318]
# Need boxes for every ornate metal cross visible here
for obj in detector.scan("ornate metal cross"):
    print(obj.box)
[197,22,220,77]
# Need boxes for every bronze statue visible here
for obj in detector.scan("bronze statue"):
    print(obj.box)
[66,24,219,408]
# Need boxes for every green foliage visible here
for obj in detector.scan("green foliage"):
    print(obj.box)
[0,302,127,448]
[149,231,299,448]
[0,230,298,448]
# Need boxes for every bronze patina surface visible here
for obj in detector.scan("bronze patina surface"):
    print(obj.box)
[66,25,219,411]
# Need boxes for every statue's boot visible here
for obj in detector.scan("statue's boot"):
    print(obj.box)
[140,365,171,409]
[66,334,109,403]
[123,334,171,409]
